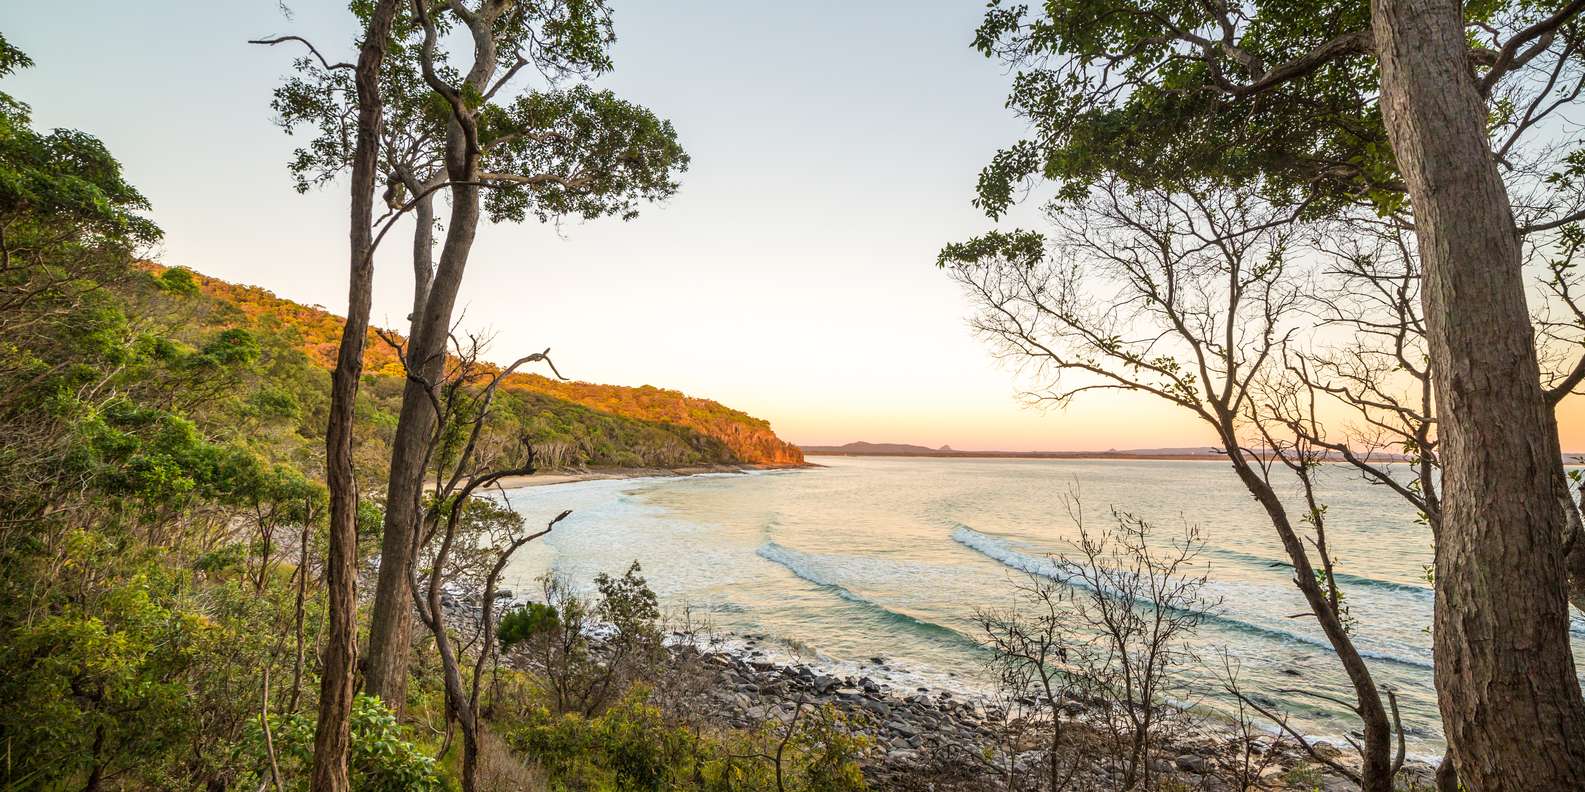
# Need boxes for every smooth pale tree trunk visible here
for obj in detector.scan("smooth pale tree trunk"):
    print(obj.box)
[364,124,485,708]
[406,174,440,338]
[361,174,440,708]
[1372,0,1585,786]
[311,1,401,790]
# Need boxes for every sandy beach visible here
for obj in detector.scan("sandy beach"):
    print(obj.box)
[493,463,812,490]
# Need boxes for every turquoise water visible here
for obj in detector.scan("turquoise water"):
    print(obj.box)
[497,455,1585,758]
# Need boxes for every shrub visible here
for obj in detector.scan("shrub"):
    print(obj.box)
[500,602,561,651]
[509,689,868,792]
[517,562,664,716]
[258,694,443,792]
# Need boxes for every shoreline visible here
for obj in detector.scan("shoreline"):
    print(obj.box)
[494,461,816,490]
[676,633,1440,790]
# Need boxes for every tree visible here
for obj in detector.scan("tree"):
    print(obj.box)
[358,0,689,710]
[1058,508,1214,790]
[254,2,404,788]
[967,2,1585,785]
[394,332,566,792]
[942,180,1405,791]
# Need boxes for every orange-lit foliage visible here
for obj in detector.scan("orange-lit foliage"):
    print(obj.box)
[139,263,803,466]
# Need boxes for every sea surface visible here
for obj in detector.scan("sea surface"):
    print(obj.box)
[497,455,1585,759]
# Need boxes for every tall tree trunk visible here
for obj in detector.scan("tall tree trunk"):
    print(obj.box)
[363,123,484,707]
[361,173,440,708]
[405,172,442,340]
[1372,0,1585,786]
[364,1,499,704]
[310,2,400,790]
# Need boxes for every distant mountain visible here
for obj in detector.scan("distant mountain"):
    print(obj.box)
[804,442,943,455]
[799,442,1227,460]
[150,264,804,468]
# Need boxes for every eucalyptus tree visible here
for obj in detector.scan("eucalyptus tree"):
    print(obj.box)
[967,1,1585,785]
[269,20,450,340]
[941,181,1407,792]
[376,0,686,710]
[255,2,404,789]
[266,0,690,709]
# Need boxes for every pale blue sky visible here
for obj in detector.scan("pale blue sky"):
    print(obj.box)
[5,1,1198,450]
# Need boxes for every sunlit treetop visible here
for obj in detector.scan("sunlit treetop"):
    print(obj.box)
[480,85,688,223]
[267,0,686,224]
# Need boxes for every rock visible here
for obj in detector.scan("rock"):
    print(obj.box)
[1175,753,1212,774]
[889,720,920,737]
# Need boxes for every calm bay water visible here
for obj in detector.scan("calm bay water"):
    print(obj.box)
[497,455,1585,758]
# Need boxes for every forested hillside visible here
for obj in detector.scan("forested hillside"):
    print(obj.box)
[0,30,845,791]
[147,264,804,469]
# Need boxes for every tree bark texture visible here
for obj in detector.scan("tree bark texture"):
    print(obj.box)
[363,13,496,707]
[310,2,401,790]
[1372,0,1585,785]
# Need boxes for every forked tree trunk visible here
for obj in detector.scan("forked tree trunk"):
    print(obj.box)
[363,78,490,709]
[361,176,441,709]
[310,2,401,790]
[1371,0,1585,785]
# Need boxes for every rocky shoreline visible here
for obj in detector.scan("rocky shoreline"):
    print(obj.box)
[464,584,1437,790]
[668,632,1436,791]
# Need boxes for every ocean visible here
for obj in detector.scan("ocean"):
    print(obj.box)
[496,455,1585,759]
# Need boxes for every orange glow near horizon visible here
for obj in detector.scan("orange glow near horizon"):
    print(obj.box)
[764,388,1585,455]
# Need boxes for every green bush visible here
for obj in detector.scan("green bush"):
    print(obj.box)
[509,689,868,792]
[257,694,444,792]
[500,601,561,651]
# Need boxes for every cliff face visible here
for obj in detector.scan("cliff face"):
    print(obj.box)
[153,264,804,467]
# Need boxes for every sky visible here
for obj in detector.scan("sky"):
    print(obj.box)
[9,2,1584,451]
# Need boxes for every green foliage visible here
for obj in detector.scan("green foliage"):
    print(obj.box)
[156,265,198,294]
[482,84,690,223]
[968,0,1384,218]
[519,563,666,717]
[0,47,333,788]
[510,690,869,792]
[0,561,209,787]
[268,0,684,226]
[935,229,1047,270]
[0,42,159,247]
[595,560,661,639]
[512,691,690,791]
[500,601,561,650]
[259,694,444,792]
